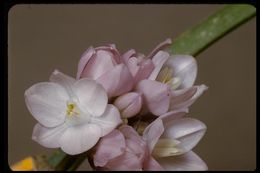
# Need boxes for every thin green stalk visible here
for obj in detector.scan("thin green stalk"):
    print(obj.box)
[170,4,256,56]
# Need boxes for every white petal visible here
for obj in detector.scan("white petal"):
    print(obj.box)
[32,123,67,148]
[73,78,108,117]
[162,118,206,153]
[156,151,208,171]
[143,118,164,152]
[170,85,208,111]
[166,55,197,89]
[49,69,76,97]
[25,82,68,127]
[59,124,102,155]
[91,104,122,136]
[148,51,170,80]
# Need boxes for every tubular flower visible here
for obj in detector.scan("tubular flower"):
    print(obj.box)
[76,45,134,98]
[25,70,122,155]
[93,109,207,171]
[136,38,208,116]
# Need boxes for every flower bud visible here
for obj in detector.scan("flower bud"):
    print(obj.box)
[114,92,142,118]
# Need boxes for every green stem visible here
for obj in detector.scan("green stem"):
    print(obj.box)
[170,4,256,56]
[37,4,256,171]
[46,149,89,171]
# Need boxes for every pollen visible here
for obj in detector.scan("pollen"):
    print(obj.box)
[66,103,80,116]
[157,67,173,84]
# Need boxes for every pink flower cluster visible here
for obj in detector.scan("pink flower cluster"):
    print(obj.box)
[25,38,208,171]
[77,39,208,170]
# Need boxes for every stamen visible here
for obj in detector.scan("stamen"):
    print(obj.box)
[66,103,80,116]
[152,138,183,158]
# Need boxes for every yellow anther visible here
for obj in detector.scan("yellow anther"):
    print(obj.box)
[66,103,80,116]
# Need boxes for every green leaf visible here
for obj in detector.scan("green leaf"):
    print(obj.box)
[170,4,256,56]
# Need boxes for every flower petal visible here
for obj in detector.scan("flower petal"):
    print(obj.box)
[170,85,208,111]
[73,78,108,117]
[119,125,145,146]
[146,38,172,59]
[143,156,164,171]
[143,118,164,152]
[81,50,117,80]
[93,129,126,167]
[76,46,95,79]
[59,123,102,155]
[156,151,208,171]
[165,55,197,89]
[136,79,171,116]
[160,108,189,124]
[162,118,207,153]
[97,64,134,98]
[134,59,155,83]
[114,92,142,118]
[96,44,121,64]
[91,104,122,136]
[122,49,136,64]
[25,82,68,127]
[148,51,170,80]
[105,151,143,171]
[32,123,67,148]
[49,69,76,97]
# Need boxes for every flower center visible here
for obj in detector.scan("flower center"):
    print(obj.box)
[156,67,181,90]
[152,138,183,158]
[66,102,80,117]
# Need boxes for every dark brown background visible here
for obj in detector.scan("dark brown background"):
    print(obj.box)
[8,4,256,170]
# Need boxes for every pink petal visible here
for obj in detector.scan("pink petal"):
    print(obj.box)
[148,51,170,80]
[127,57,140,77]
[142,118,164,152]
[119,125,143,143]
[105,151,143,171]
[160,108,189,124]
[143,156,164,171]
[162,118,207,153]
[80,50,117,80]
[134,59,155,83]
[76,47,95,79]
[93,129,126,167]
[122,49,136,64]
[156,151,208,171]
[146,38,172,60]
[136,79,171,116]
[97,64,134,98]
[165,55,198,89]
[96,44,121,64]
[170,84,208,111]
[114,92,142,118]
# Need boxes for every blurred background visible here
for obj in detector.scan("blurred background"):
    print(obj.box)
[8,4,256,170]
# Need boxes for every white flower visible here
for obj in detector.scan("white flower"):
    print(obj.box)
[25,70,122,155]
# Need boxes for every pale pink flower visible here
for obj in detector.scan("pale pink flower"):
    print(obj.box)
[25,70,122,155]
[93,109,207,171]
[114,92,142,118]
[135,39,208,116]
[76,45,134,98]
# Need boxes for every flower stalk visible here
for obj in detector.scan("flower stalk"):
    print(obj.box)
[170,4,256,56]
